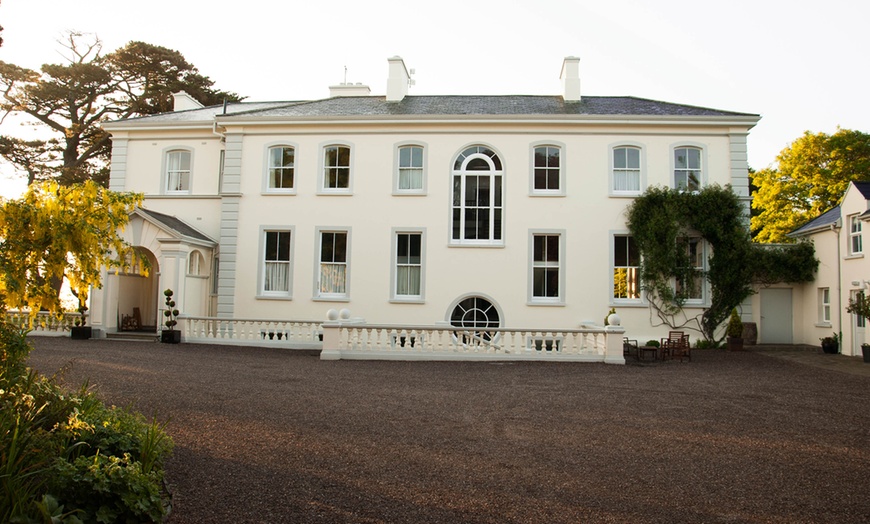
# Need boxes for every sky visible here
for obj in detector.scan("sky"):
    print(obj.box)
[1,0,868,196]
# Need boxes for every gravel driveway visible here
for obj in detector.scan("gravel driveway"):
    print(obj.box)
[26,337,870,524]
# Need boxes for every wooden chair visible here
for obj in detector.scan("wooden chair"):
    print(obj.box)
[670,334,691,362]
[660,331,685,360]
[623,338,639,359]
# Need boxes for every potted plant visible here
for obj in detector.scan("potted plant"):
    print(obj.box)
[70,302,92,340]
[820,332,839,354]
[161,289,181,344]
[726,308,743,351]
[847,292,870,361]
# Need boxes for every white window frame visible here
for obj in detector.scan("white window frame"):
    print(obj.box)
[318,143,353,195]
[672,145,705,192]
[610,144,644,197]
[163,147,193,194]
[819,287,831,324]
[450,145,505,247]
[611,232,642,304]
[188,250,206,277]
[264,143,297,194]
[393,143,427,195]
[850,215,863,255]
[314,227,351,301]
[530,142,565,196]
[528,230,566,305]
[257,227,295,299]
[675,236,706,304]
[391,228,426,302]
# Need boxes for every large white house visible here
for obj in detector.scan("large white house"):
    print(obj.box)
[769,181,870,357]
[91,56,760,353]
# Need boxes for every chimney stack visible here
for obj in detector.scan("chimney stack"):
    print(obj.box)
[329,83,372,97]
[386,56,411,102]
[172,91,204,111]
[560,57,581,102]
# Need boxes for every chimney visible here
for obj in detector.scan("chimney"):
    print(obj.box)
[329,82,372,97]
[386,56,410,102]
[560,57,581,102]
[172,91,204,111]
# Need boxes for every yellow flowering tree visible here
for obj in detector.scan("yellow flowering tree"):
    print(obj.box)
[0,180,143,317]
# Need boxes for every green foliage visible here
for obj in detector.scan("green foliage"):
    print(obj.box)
[751,128,870,243]
[726,309,743,338]
[750,241,819,286]
[846,291,870,318]
[644,340,660,348]
[627,185,817,343]
[0,180,144,318]
[162,289,179,329]
[0,322,172,523]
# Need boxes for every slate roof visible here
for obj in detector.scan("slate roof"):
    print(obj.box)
[220,95,758,119]
[789,206,841,237]
[105,95,758,126]
[854,181,870,200]
[137,208,216,244]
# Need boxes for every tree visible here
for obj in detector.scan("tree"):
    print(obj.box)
[0,180,143,316]
[751,128,870,243]
[627,185,817,343]
[0,32,241,186]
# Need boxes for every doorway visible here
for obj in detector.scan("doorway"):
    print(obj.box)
[760,288,793,344]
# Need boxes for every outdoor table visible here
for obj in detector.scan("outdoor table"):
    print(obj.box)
[639,346,659,361]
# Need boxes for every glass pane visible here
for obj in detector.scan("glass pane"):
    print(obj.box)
[336,168,349,188]
[493,209,501,240]
[535,169,547,190]
[546,268,559,297]
[627,147,640,168]
[397,234,409,263]
[477,176,490,206]
[547,171,559,191]
[325,146,338,167]
[614,148,626,169]
[494,176,502,206]
[278,231,290,260]
[411,146,423,167]
[452,209,461,239]
[467,157,490,171]
[266,232,278,261]
[614,236,627,266]
[465,208,478,239]
[688,148,700,169]
[320,233,334,262]
[534,148,547,168]
[627,236,640,266]
[546,235,559,262]
[534,235,545,262]
[675,149,687,169]
[334,232,347,262]
[465,176,478,206]
[453,176,461,206]
[337,146,350,167]
[399,146,411,167]
[409,234,421,259]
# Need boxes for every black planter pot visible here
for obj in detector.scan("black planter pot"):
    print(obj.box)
[70,326,92,340]
[821,340,839,354]
[161,330,181,344]
[862,345,870,363]
[727,336,744,351]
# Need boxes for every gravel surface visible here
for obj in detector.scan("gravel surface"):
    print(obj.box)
[26,337,870,524]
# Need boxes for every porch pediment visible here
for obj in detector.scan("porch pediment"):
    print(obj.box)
[129,208,217,249]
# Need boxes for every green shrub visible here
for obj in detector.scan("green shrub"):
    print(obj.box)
[0,322,173,523]
[644,339,660,348]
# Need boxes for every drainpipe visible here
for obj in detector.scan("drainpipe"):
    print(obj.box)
[833,223,842,346]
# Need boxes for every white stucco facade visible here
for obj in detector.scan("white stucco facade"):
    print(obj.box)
[93,57,759,344]
[775,181,870,357]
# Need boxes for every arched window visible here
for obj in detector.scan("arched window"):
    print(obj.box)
[674,147,702,191]
[188,250,205,276]
[267,146,295,190]
[450,296,501,342]
[451,146,504,245]
[612,146,641,193]
[165,149,191,193]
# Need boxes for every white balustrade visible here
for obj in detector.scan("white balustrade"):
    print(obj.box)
[320,323,625,364]
[5,311,81,335]
[179,316,323,348]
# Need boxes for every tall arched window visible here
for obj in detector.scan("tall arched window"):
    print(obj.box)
[451,146,504,245]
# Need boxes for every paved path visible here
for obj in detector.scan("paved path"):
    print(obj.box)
[25,337,870,524]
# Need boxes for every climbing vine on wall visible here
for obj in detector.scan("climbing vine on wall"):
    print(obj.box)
[626,185,818,343]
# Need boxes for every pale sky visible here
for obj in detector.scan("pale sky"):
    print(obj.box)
[1,0,867,196]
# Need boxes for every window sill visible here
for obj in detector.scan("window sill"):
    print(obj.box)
[263,190,297,196]
[529,191,566,198]
[312,296,350,302]
[610,300,645,307]
[317,190,353,196]
[255,294,293,301]
[392,191,427,196]
[845,253,864,259]
[528,300,566,307]
[448,242,505,248]
[609,192,642,198]
[815,322,832,328]
[390,298,425,304]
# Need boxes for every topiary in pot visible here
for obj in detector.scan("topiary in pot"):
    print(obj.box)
[726,308,744,351]
[161,289,181,344]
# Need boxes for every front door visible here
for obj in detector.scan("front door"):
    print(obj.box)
[760,288,793,344]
